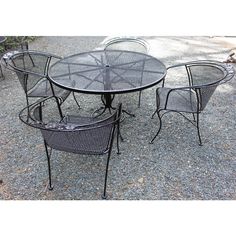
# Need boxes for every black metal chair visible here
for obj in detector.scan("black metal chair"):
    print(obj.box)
[19,96,122,199]
[150,60,235,145]
[104,37,149,107]
[6,50,80,118]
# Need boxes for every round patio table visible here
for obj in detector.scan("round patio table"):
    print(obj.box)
[48,50,167,116]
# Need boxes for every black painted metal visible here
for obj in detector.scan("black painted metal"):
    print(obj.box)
[44,140,53,190]
[19,96,122,199]
[49,50,166,94]
[6,50,80,118]
[49,49,166,116]
[0,37,28,79]
[150,60,235,145]
[103,37,149,107]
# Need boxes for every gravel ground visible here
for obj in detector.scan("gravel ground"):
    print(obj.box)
[0,36,235,200]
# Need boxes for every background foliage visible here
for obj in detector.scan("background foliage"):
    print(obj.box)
[0,36,36,53]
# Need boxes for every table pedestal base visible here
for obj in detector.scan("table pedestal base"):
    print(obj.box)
[92,94,135,118]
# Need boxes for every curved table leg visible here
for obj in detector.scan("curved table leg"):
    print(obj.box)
[92,93,135,118]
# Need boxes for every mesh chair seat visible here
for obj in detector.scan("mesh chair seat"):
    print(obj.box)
[157,87,198,113]
[27,77,71,100]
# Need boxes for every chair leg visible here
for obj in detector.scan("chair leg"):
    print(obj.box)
[196,112,202,146]
[102,149,112,199]
[151,109,157,119]
[138,91,142,107]
[116,130,120,155]
[150,110,162,144]
[116,121,124,154]
[0,64,5,79]
[152,90,160,119]
[26,96,30,121]
[72,92,81,109]
[39,102,43,121]
[43,140,53,190]
[54,96,64,120]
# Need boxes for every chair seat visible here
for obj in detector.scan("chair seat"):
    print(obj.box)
[157,87,198,113]
[61,115,99,128]
[28,78,71,99]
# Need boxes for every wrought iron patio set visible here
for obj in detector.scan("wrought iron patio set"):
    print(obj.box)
[0,36,234,198]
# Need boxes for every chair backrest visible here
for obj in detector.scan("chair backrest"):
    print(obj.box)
[104,37,149,54]
[184,61,233,111]
[41,113,118,154]
[7,51,61,94]
[19,96,122,155]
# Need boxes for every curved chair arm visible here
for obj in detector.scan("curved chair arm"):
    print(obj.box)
[19,95,122,132]
[165,60,234,89]
[62,105,122,131]
[6,50,63,77]
[166,60,229,70]
[19,96,63,126]
[14,50,63,60]
[164,62,190,87]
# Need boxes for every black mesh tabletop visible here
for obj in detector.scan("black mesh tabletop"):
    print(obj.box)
[48,50,167,94]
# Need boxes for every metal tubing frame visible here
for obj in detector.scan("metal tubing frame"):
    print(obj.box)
[8,50,69,120]
[92,93,135,118]
[138,59,146,107]
[72,92,81,109]
[0,64,4,78]
[104,38,149,108]
[149,109,163,144]
[19,97,122,199]
[102,121,116,199]
[150,69,208,145]
[67,62,81,109]
[43,140,53,190]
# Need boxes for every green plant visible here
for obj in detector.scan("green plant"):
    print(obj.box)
[0,36,36,53]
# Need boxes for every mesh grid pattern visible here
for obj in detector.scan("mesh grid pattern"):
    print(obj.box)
[26,98,118,155]
[41,114,116,155]
[157,87,198,112]
[49,50,166,93]
[198,85,217,110]
[158,62,230,113]
[105,40,148,53]
[188,64,225,110]
[12,53,48,77]
[9,52,71,100]
[189,65,225,86]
